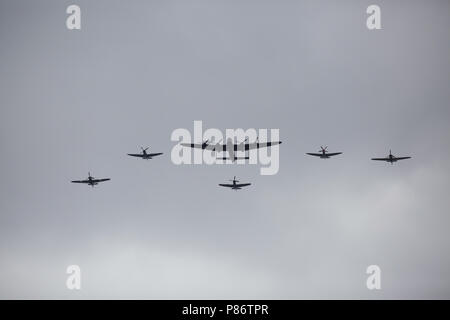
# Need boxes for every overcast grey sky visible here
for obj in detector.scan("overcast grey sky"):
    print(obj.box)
[1,0,450,299]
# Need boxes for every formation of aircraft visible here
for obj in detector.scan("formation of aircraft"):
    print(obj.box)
[71,172,110,187]
[218,176,251,190]
[71,143,412,189]
[127,147,163,160]
[371,150,411,164]
[305,147,412,165]
[306,146,342,159]
[181,137,282,162]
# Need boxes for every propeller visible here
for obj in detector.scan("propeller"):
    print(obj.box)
[141,146,149,152]
[320,146,328,153]
[229,176,239,183]
[211,139,222,151]
[239,137,249,145]
[201,139,209,149]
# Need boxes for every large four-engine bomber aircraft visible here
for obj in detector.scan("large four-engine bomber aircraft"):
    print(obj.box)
[219,176,251,190]
[371,150,411,164]
[128,147,163,160]
[71,172,111,187]
[181,137,282,162]
[306,146,342,159]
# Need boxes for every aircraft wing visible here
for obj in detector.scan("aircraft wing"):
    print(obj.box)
[246,141,282,150]
[93,178,110,183]
[217,156,249,161]
[218,184,234,188]
[327,152,342,157]
[71,180,89,183]
[371,158,389,161]
[180,143,216,151]
[396,156,411,160]
[128,154,144,157]
[235,183,251,188]
[148,153,163,157]
[306,153,322,157]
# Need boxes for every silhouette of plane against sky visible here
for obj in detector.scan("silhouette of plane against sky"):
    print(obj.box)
[306,146,342,159]
[128,147,163,160]
[371,150,411,164]
[71,172,111,187]
[218,176,251,190]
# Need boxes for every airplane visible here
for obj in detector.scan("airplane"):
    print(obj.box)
[218,176,251,190]
[127,147,163,160]
[371,150,411,164]
[306,146,342,159]
[181,137,282,162]
[71,172,111,187]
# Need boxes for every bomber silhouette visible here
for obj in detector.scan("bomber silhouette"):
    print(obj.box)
[181,137,281,162]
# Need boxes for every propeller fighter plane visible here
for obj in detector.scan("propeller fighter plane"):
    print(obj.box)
[306,146,342,159]
[127,147,163,160]
[219,176,251,190]
[71,172,111,187]
[371,150,411,164]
